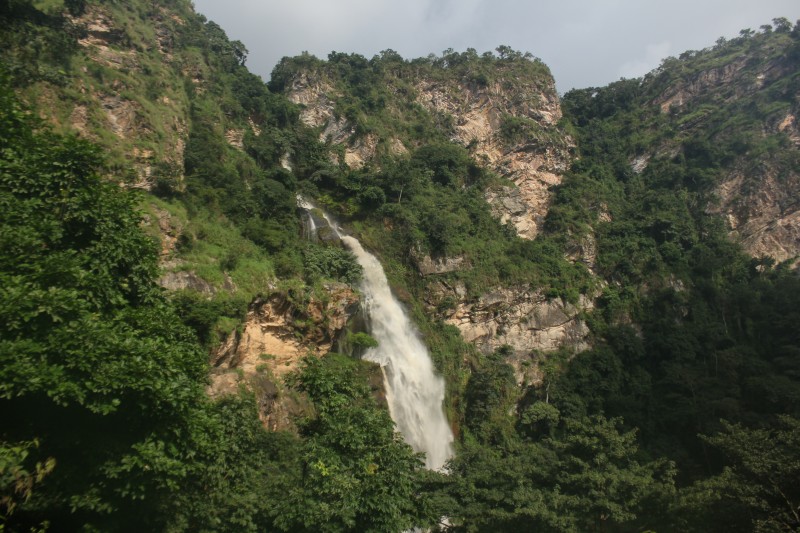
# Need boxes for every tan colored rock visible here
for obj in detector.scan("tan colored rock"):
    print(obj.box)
[150,204,181,259]
[158,270,216,295]
[130,146,155,188]
[415,77,574,239]
[630,155,650,174]
[652,53,800,265]
[411,249,470,276]
[285,68,573,213]
[101,95,136,139]
[225,128,245,150]
[70,105,88,135]
[60,4,189,191]
[708,163,800,265]
[389,138,408,155]
[565,232,598,272]
[777,113,800,146]
[280,152,293,171]
[212,285,358,377]
[431,283,591,385]
[312,116,380,169]
[207,285,360,429]
[287,72,338,128]
[319,115,352,144]
[655,57,750,113]
[344,133,379,169]
[248,118,262,137]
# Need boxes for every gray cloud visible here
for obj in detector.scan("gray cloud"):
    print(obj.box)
[192,0,800,92]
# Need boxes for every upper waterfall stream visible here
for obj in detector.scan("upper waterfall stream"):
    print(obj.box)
[299,199,454,470]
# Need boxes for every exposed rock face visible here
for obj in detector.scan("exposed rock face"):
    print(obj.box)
[343,133,379,169]
[158,271,215,295]
[287,77,397,169]
[651,53,800,264]
[284,67,572,237]
[77,9,138,70]
[36,4,192,189]
[411,249,469,276]
[206,370,311,432]
[565,232,599,273]
[149,204,182,259]
[225,128,245,149]
[630,155,650,174]
[207,285,359,430]
[484,186,537,238]
[101,95,137,139]
[286,64,584,368]
[415,77,574,239]
[319,115,351,143]
[708,163,800,264]
[429,282,591,385]
[776,113,800,146]
[157,270,236,295]
[410,74,586,361]
[654,57,751,113]
[654,51,798,115]
[212,285,359,378]
[287,72,338,128]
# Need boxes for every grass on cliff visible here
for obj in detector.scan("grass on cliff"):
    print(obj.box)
[142,197,277,292]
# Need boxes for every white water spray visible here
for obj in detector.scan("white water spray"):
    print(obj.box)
[298,196,318,240]
[342,236,454,470]
[298,198,454,470]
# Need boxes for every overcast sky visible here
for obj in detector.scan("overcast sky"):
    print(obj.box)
[192,0,800,93]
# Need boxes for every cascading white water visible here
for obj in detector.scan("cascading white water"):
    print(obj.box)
[341,235,454,471]
[298,196,318,241]
[304,210,317,240]
[298,197,454,470]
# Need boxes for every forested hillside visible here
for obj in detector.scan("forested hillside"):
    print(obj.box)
[1,0,799,531]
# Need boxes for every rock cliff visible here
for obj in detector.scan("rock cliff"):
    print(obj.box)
[414,76,574,239]
[61,4,190,188]
[283,54,589,363]
[208,284,359,430]
[647,38,800,264]
[426,281,592,384]
[287,72,396,168]
[284,56,574,239]
[708,160,800,264]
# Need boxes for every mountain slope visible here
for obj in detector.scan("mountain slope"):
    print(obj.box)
[2,1,800,531]
[566,22,800,264]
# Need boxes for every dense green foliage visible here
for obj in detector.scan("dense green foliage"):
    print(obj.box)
[277,354,436,532]
[555,20,800,448]
[0,0,81,86]
[447,412,675,532]
[0,83,431,531]
[0,71,204,529]
[538,21,800,530]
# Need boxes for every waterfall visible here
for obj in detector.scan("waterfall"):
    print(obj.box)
[298,197,318,241]
[304,210,317,241]
[298,198,454,471]
[342,236,454,470]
